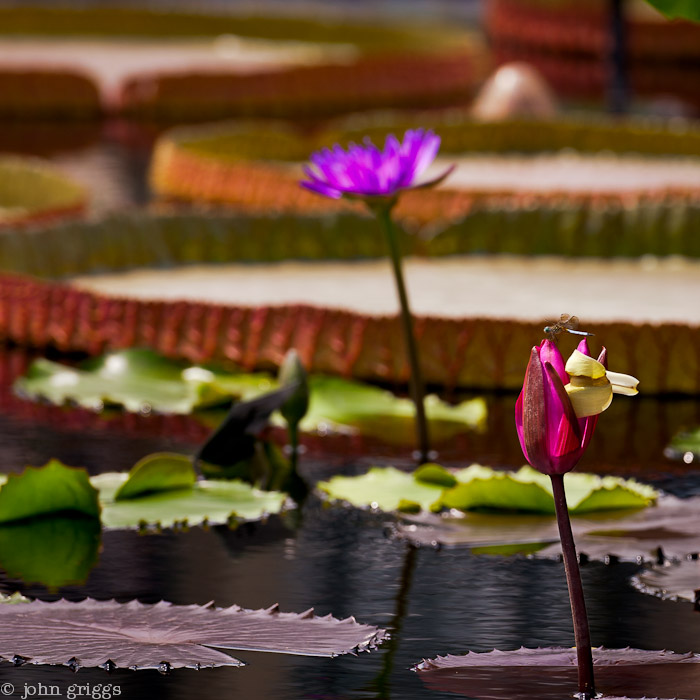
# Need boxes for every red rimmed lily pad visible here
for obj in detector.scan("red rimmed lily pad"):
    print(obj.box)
[0,598,387,670]
[414,647,700,700]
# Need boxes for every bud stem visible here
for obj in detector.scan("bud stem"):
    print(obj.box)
[550,473,596,699]
[375,204,430,463]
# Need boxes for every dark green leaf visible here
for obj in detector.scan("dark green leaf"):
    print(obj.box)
[0,460,100,523]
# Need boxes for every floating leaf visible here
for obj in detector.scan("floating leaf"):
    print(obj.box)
[643,0,700,21]
[15,352,486,442]
[0,516,100,588]
[15,349,241,414]
[318,467,444,513]
[395,494,700,562]
[299,376,486,443]
[94,469,288,530]
[0,457,287,531]
[0,460,100,523]
[632,560,700,603]
[444,466,657,515]
[115,453,196,500]
[319,465,656,517]
[0,598,387,670]
[414,647,700,700]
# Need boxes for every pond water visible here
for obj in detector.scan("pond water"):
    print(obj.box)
[0,347,699,699]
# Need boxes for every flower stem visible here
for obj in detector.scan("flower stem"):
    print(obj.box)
[375,204,430,463]
[550,473,596,699]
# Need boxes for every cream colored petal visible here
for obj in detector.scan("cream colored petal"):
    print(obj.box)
[565,383,613,418]
[607,370,639,396]
[565,349,607,379]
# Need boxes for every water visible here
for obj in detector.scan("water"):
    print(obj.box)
[0,347,699,699]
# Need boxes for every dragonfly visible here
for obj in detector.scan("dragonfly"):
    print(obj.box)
[543,314,595,341]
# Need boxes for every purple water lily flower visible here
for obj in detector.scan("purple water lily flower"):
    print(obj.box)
[301,129,453,200]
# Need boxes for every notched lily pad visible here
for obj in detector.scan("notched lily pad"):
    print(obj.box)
[632,559,700,604]
[0,598,387,670]
[0,460,100,523]
[395,494,700,562]
[0,456,288,531]
[93,459,288,530]
[414,647,700,700]
[14,350,486,442]
[14,349,248,414]
[319,465,656,517]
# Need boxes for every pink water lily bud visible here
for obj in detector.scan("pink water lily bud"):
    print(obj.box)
[515,339,600,475]
[515,338,639,475]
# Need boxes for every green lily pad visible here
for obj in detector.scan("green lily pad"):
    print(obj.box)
[0,592,30,605]
[298,376,487,443]
[0,455,288,531]
[15,351,487,442]
[0,516,101,588]
[0,460,100,523]
[318,467,445,513]
[444,466,658,515]
[93,457,288,530]
[15,349,248,414]
[319,464,657,516]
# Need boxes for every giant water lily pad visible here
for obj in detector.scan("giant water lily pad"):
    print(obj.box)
[414,647,700,700]
[395,493,700,562]
[632,560,700,603]
[319,465,657,516]
[0,598,387,670]
[15,350,486,441]
[0,456,288,531]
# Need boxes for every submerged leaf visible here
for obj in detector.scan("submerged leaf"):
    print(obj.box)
[643,0,700,21]
[0,460,100,523]
[415,647,700,700]
[632,559,700,603]
[0,516,100,589]
[0,598,387,670]
[395,494,700,562]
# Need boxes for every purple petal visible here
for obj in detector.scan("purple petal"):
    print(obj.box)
[300,179,342,199]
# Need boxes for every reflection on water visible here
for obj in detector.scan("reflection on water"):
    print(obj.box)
[0,346,699,698]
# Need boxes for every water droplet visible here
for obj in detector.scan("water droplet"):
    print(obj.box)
[67,657,81,672]
[158,661,171,675]
[139,402,152,416]
[12,654,29,667]
[683,451,695,464]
